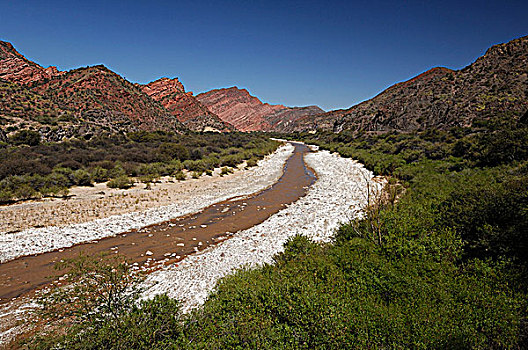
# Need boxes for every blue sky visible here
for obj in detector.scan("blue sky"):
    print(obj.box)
[0,0,526,110]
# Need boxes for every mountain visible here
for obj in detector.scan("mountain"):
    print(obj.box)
[196,87,324,131]
[30,65,185,132]
[287,35,528,133]
[0,41,237,140]
[0,41,63,85]
[141,78,234,132]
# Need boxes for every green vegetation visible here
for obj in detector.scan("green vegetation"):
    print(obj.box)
[0,131,280,203]
[220,166,233,176]
[27,115,528,348]
[106,175,134,189]
[8,129,41,146]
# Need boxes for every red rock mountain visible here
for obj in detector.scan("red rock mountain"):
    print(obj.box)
[287,35,528,133]
[31,65,185,132]
[196,87,324,131]
[141,78,234,132]
[0,41,233,140]
[0,41,63,85]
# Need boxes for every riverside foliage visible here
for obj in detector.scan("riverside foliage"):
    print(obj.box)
[27,116,527,349]
[0,131,279,202]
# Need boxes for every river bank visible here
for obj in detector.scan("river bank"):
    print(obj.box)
[0,144,294,263]
[0,145,381,347]
[142,149,383,311]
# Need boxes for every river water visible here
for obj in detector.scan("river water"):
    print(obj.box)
[0,142,316,303]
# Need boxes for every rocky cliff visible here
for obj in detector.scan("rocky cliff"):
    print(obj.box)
[196,87,323,131]
[0,41,63,85]
[288,35,528,133]
[141,78,234,132]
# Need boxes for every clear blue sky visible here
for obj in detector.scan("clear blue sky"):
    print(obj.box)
[0,0,526,111]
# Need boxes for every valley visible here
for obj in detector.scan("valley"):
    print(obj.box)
[0,33,526,348]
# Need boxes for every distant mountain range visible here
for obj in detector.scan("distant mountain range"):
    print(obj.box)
[0,41,323,140]
[1,35,526,140]
[286,35,527,133]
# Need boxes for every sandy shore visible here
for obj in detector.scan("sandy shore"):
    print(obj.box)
[0,144,294,263]
[142,149,383,311]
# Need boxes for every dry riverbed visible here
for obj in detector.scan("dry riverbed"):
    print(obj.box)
[0,144,294,263]
[0,144,382,347]
[142,148,383,311]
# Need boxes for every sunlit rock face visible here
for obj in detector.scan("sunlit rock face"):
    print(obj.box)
[197,87,323,132]
[0,41,63,85]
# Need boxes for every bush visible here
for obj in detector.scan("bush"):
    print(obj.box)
[108,164,127,178]
[245,157,258,168]
[107,175,134,189]
[220,167,232,176]
[90,166,109,182]
[9,129,41,146]
[174,171,186,181]
[0,132,281,200]
[73,169,92,186]
[438,173,528,264]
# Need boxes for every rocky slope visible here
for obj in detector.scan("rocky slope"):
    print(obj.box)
[197,87,324,131]
[0,41,63,85]
[141,78,234,132]
[288,35,528,133]
[31,65,184,133]
[1,41,237,140]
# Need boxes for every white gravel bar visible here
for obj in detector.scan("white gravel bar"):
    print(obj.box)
[0,144,294,263]
[142,149,382,312]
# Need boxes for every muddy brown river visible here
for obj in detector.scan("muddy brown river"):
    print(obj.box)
[0,143,316,303]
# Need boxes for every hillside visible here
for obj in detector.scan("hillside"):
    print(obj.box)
[288,35,528,132]
[141,78,234,132]
[30,65,185,133]
[0,41,243,140]
[0,41,63,85]
[197,87,324,131]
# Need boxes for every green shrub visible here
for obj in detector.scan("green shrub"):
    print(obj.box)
[245,157,258,168]
[107,175,134,189]
[0,188,14,203]
[108,164,126,178]
[90,166,109,182]
[220,154,243,168]
[174,171,186,181]
[220,167,232,176]
[73,169,92,186]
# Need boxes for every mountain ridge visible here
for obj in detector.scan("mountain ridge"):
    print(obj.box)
[140,78,234,132]
[286,35,528,133]
[0,41,233,140]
